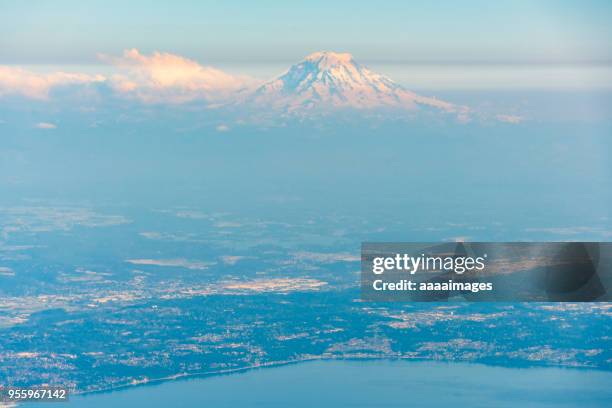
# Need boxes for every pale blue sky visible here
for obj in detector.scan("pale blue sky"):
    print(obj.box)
[1,0,611,65]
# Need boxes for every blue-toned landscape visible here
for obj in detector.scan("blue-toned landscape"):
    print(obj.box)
[1,1,612,407]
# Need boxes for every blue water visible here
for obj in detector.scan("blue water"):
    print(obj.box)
[26,360,612,407]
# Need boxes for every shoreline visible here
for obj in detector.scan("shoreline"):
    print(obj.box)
[69,355,611,398]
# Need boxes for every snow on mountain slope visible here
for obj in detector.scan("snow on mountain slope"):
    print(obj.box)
[246,51,469,119]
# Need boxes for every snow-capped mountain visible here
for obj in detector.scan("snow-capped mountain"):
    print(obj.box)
[246,51,469,119]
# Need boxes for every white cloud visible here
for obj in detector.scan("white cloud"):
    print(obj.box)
[125,258,210,270]
[216,124,230,132]
[214,221,242,228]
[0,49,257,105]
[0,66,104,100]
[100,49,258,104]
[292,251,360,263]
[496,114,524,124]
[0,267,15,276]
[220,255,246,265]
[35,122,56,129]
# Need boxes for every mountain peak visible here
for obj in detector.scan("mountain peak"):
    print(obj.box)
[303,51,355,68]
[246,51,468,119]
